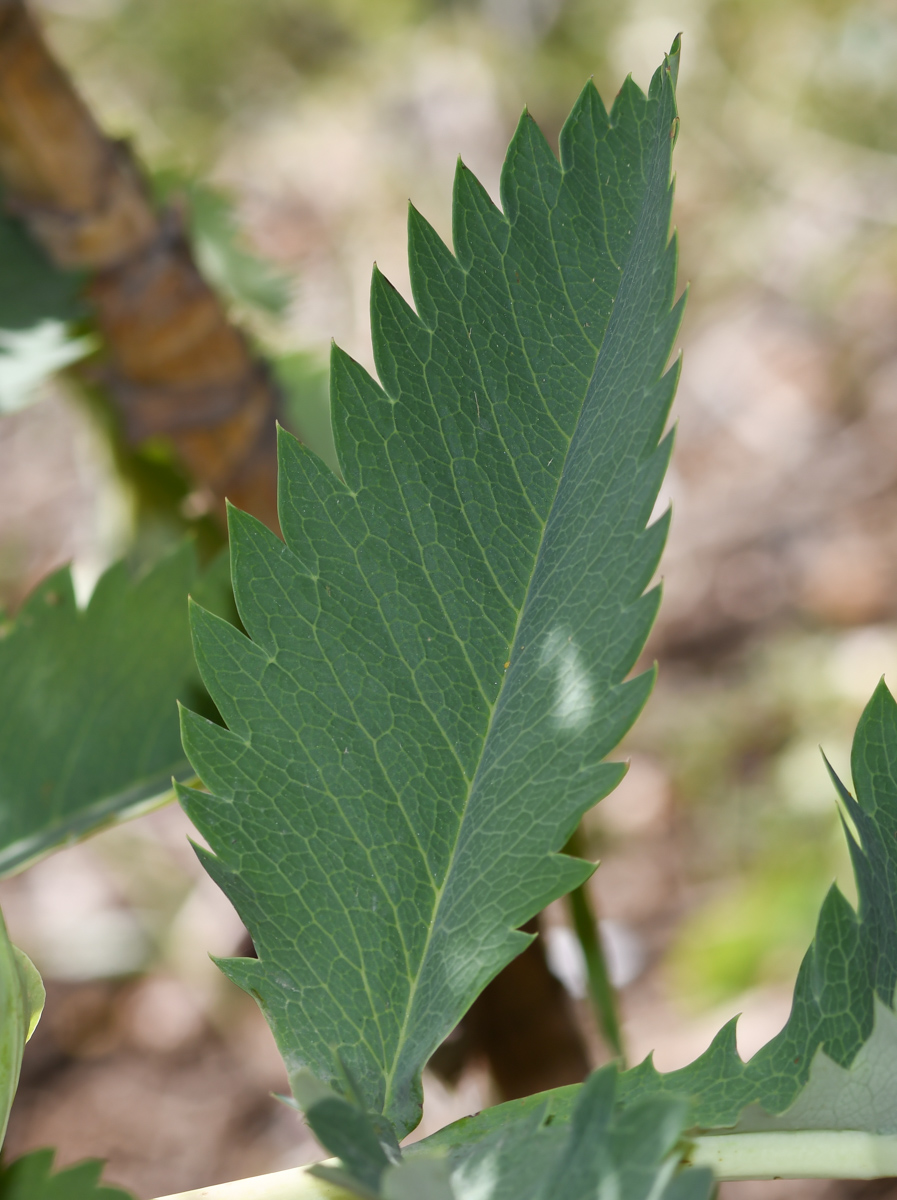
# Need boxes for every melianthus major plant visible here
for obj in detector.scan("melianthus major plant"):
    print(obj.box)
[3,40,897,1200]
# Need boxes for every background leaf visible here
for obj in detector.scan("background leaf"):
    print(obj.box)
[180,46,682,1137]
[0,205,84,332]
[443,1066,712,1200]
[0,543,232,877]
[0,1152,131,1200]
[424,679,897,1149]
[153,171,291,318]
[0,913,44,1151]
[618,679,897,1130]
[0,205,89,411]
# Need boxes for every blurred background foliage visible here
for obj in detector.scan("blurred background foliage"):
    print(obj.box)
[2,0,897,1195]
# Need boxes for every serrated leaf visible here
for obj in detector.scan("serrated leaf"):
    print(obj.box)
[0,1152,131,1200]
[0,908,44,1151]
[443,1066,712,1200]
[0,543,230,876]
[615,679,897,1131]
[296,1069,399,1197]
[274,352,339,477]
[428,679,897,1152]
[180,47,682,1138]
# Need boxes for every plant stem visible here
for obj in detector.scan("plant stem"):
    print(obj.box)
[564,827,626,1063]
[154,1164,347,1200]
[688,1131,897,1180]
[151,1129,897,1200]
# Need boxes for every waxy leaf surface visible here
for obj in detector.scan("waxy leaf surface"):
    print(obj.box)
[181,48,683,1137]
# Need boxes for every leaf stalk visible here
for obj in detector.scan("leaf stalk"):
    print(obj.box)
[688,1130,897,1180]
[564,826,626,1063]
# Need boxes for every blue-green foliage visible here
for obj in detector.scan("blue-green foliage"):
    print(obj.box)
[179,44,683,1140]
[422,680,897,1151]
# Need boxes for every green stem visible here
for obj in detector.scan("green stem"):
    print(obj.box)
[154,1164,347,1200]
[564,827,626,1064]
[688,1130,897,1180]
[150,1130,897,1200]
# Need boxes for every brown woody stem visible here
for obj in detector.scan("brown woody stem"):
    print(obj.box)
[0,0,281,530]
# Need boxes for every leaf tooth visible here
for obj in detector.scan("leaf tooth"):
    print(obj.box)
[499,109,561,229]
[227,504,317,649]
[188,599,268,735]
[17,565,76,623]
[588,668,657,757]
[612,425,673,530]
[277,425,351,572]
[330,342,395,495]
[558,79,611,173]
[451,159,508,273]
[603,587,662,682]
[650,43,680,102]
[809,887,863,1020]
[639,358,681,454]
[406,203,463,328]
[515,854,595,929]
[216,953,270,1009]
[609,74,650,128]
[851,679,897,819]
[370,264,430,401]
[178,708,252,802]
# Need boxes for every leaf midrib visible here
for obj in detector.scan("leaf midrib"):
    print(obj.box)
[379,125,659,1117]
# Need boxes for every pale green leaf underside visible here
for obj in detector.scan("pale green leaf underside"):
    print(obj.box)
[441,1066,712,1200]
[0,544,229,876]
[616,679,897,1131]
[422,679,897,1159]
[180,49,682,1137]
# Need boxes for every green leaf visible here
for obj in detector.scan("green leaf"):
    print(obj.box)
[301,1066,709,1200]
[274,352,339,477]
[12,948,45,1045]
[0,543,229,876]
[180,45,682,1138]
[427,679,897,1151]
[0,910,45,1151]
[380,1157,454,1200]
[0,206,85,332]
[0,205,90,410]
[615,678,897,1131]
[295,1070,400,1198]
[442,1066,712,1200]
[0,1152,131,1200]
[153,171,291,318]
